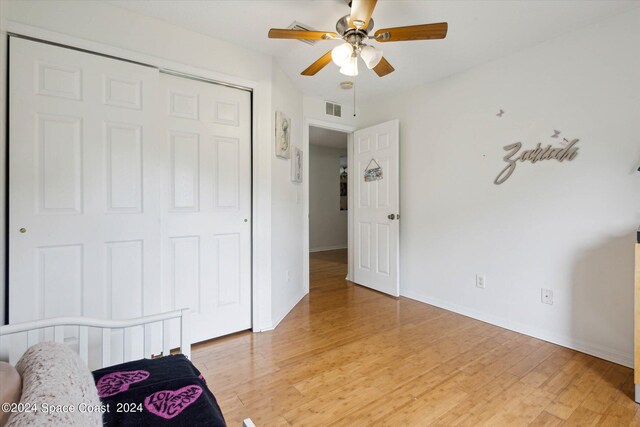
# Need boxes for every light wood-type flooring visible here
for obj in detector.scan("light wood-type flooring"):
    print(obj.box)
[192,249,638,426]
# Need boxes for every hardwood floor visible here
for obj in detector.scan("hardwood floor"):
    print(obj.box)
[192,249,638,426]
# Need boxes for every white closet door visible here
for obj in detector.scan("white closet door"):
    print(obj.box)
[160,73,252,343]
[8,38,162,366]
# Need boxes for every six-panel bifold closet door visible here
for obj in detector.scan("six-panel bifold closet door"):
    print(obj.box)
[7,36,251,369]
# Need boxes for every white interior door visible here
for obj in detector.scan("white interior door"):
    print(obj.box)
[8,37,162,365]
[160,73,252,343]
[352,120,400,296]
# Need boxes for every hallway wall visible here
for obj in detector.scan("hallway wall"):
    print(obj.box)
[310,144,348,252]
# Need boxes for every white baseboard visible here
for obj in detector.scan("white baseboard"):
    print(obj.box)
[400,289,633,368]
[255,323,274,333]
[309,245,347,253]
[270,288,307,330]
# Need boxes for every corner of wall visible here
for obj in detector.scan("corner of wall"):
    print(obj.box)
[270,60,306,329]
[253,70,274,332]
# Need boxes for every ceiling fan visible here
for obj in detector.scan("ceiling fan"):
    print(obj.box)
[268,0,448,78]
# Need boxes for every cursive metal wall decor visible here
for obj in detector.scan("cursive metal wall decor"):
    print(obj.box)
[364,158,383,182]
[494,139,579,185]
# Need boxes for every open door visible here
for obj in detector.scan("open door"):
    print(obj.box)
[352,120,399,296]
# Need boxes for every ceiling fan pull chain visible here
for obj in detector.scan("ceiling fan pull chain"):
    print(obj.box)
[353,80,357,117]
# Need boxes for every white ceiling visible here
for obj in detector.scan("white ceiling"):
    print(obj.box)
[310,126,348,148]
[108,0,639,105]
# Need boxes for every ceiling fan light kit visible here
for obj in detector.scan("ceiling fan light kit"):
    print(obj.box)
[339,54,359,77]
[331,42,353,67]
[268,0,448,78]
[332,42,381,76]
[360,45,383,69]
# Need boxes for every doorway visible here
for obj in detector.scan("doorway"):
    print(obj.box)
[309,126,349,254]
[304,119,400,298]
[303,120,356,292]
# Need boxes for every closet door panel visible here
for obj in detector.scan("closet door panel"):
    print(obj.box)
[8,38,162,367]
[161,74,252,343]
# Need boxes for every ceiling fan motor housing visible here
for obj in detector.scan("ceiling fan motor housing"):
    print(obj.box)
[336,14,374,37]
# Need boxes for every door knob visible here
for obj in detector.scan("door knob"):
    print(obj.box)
[19,228,27,233]
[387,214,395,220]
[244,219,248,223]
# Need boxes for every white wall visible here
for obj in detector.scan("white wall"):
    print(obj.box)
[309,145,348,252]
[271,62,306,327]
[0,0,304,330]
[359,8,640,367]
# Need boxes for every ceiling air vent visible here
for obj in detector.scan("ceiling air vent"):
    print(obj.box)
[287,21,318,46]
[325,101,342,118]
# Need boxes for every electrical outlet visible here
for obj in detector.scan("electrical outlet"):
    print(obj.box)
[476,274,485,289]
[286,270,290,282]
[541,288,553,305]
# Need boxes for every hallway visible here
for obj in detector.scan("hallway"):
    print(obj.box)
[192,250,636,426]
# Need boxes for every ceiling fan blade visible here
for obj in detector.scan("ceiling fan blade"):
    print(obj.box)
[350,0,377,29]
[301,51,334,76]
[372,57,394,77]
[268,29,338,40]
[374,22,448,42]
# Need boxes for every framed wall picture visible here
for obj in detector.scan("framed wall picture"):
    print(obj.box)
[291,147,303,183]
[275,111,291,159]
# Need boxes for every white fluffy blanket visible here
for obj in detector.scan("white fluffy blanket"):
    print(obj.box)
[7,342,102,427]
